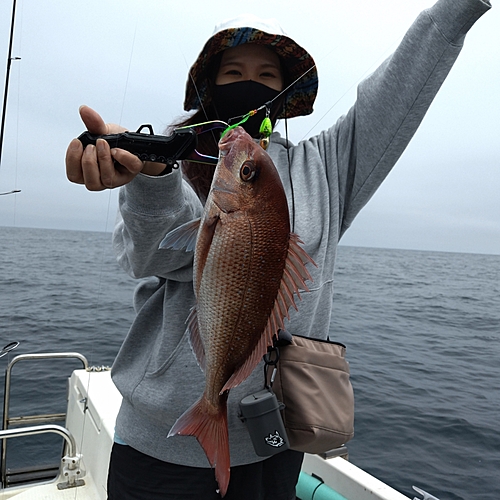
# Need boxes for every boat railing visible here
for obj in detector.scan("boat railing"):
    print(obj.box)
[1,352,88,489]
[0,424,84,490]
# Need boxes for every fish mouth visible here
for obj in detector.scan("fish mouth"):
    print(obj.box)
[219,127,252,152]
[220,126,246,142]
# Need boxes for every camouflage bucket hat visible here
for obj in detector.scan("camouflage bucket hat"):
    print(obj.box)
[184,14,318,119]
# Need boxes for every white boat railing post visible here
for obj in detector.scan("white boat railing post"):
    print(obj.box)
[0,424,85,490]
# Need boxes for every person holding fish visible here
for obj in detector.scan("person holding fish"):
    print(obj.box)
[66,0,492,498]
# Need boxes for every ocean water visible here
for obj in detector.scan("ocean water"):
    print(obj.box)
[0,226,499,499]
[331,246,500,500]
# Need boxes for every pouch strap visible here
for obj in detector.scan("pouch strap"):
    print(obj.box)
[263,345,279,390]
[263,329,293,390]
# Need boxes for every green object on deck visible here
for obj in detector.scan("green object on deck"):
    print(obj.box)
[296,471,348,500]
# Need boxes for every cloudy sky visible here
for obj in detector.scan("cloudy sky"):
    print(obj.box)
[0,0,498,254]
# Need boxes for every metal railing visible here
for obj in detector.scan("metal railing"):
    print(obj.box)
[1,353,88,488]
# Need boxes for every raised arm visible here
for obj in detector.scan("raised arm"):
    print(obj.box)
[332,0,491,234]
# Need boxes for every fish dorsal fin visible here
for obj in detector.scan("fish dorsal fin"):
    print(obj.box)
[221,233,316,393]
[186,307,206,372]
[269,233,316,334]
[159,218,201,252]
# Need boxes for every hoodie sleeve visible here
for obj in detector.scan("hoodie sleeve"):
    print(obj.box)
[333,0,491,235]
[112,169,203,281]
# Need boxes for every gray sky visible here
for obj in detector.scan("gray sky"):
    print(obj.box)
[0,0,499,254]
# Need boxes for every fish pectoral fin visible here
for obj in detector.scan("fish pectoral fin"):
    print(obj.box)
[168,396,230,497]
[187,307,206,372]
[159,218,201,252]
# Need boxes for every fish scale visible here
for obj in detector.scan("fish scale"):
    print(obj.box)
[199,219,287,380]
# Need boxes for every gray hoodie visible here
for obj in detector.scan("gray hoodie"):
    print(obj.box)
[111,0,491,468]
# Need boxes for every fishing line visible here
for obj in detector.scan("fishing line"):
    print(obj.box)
[181,51,226,155]
[72,11,142,500]
[178,63,316,149]
[215,65,318,143]
[185,56,210,124]
[284,108,296,233]
[227,62,319,128]
[299,62,382,141]
[298,31,413,141]
[117,17,139,128]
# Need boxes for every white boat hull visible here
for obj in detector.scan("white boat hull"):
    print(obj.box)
[1,369,410,500]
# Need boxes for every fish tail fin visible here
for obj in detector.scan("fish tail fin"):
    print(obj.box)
[168,396,230,497]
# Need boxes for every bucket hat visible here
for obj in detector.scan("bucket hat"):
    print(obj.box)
[184,14,318,119]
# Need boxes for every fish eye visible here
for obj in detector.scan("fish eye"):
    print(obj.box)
[240,161,257,182]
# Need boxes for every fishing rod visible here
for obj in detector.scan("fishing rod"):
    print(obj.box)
[0,0,22,196]
[0,0,20,172]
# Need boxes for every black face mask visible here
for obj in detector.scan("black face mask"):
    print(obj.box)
[211,81,282,138]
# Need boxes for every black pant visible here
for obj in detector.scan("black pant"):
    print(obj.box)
[107,443,304,499]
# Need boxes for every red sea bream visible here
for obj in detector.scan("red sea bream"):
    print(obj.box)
[160,126,315,496]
